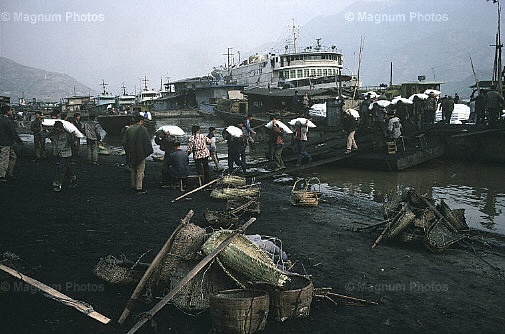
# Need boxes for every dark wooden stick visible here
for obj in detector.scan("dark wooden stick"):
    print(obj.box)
[118,210,194,325]
[0,263,110,324]
[171,178,220,203]
[126,217,257,334]
[371,204,406,248]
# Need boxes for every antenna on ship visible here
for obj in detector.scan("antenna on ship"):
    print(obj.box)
[292,18,298,53]
[100,80,108,95]
[223,48,233,84]
[121,83,127,96]
[142,75,149,91]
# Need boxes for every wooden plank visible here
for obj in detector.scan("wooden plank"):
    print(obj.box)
[0,263,111,324]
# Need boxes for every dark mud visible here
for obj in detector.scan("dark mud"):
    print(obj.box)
[1,144,505,334]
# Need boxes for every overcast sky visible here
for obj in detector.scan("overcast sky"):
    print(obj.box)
[0,0,357,95]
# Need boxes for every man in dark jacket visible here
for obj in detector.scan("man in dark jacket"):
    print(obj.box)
[484,87,505,128]
[0,104,23,181]
[154,129,175,186]
[122,114,153,193]
[30,110,47,161]
[441,95,455,124]
[165,141,190,189]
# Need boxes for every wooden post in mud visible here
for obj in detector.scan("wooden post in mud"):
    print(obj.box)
[126,217,257,334]
[171,178,220,203]
[0,263,111,324]
[117,210,194,325]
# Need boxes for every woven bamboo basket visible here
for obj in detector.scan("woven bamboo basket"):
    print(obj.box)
[154,223,206,285]
[205,208,239,227]
[210,289,269,334]
[93,255,145,285]
[219,175,247,187]
[424,218,465,253]
[202,230,289,287]
[290,177,321,207]
[211,184,260,200]
[270,275,313,322]
[168,259,238,312]
[226,198,260,214]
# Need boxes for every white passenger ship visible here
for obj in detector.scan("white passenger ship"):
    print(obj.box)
[224,24,344,90]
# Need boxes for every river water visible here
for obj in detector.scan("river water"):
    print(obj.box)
[153,116,505,236]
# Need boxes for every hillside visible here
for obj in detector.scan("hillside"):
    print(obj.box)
[300,0,497,97]
[0,57,94,102]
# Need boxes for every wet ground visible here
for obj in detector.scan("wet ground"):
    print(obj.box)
[1,142,505,334]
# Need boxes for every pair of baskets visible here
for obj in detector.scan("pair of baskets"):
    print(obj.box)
[290,177,321,207]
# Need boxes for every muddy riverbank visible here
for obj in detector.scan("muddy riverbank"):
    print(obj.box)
[1,143,504,334]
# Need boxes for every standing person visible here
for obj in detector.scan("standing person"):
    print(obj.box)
[412,95,424,130]
[165,141,190,189]
[342,109,359,154]
[294,119,312,166]
[222,128,245,173]
[122,114,153,194]
[266,116,277,161]
[46,121,78,192]
[272,119,285,171]
[70,113,83,163]
[454,93,460,104]
[484,86,505,128]
[238,120,249,171]
[83,114,102,165]
[424,94,438,125]
[30,110,47,161]
[441,95,454,124]
[243,114,256,152]
[154,128,175,186]
[302,92,311,117]
[387,113,402,140]
[207,127,223,171]
[0,105,23,181]
[187,125,212,184]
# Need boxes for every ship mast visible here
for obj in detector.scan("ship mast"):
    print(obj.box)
[121,83,127,96]
[491,1,503,92]
[292,19,297,53]
[100,80,108,95]
[142,75,149,91]
[223,48,233,84]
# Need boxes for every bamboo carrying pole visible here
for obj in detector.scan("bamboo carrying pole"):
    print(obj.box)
[117,210,194,325]
[171,178,220,203]
[126,217,257,334]
[0,263,111,324]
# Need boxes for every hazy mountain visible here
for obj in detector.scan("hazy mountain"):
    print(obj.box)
[0,57,95,103]
[300,0,497,97]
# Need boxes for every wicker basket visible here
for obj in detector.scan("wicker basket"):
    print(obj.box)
[93,255,145,285]
[270,275,313,322]
[226,198,261,215]
[211,184,260,200]
[168,259,238,312]
[154,223,206,285]
[219,175,247,187]
[210,289,269,334]
[290,177,321,207]
[202,230,289,287]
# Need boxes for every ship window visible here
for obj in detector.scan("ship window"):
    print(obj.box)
[304,69,309,77]
[310,69,316,77]
[323,69,328,76]
[297,69,303,78]
[284,71,289,79]
[317,69,322,76]
[290,70,296,78]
